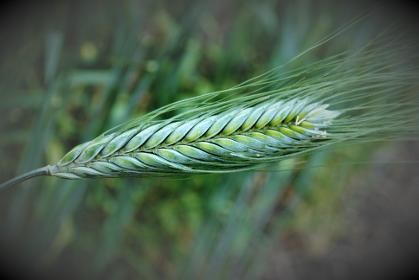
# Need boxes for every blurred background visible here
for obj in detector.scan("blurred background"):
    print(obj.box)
[0,0,419,279]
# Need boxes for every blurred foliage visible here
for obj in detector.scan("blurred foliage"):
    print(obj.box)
[0,0,384,279]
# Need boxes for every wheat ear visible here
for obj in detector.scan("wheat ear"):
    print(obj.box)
[53,98,339,178]
[0,98,339,189]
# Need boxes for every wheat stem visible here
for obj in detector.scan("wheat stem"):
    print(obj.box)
[0,166,51,191]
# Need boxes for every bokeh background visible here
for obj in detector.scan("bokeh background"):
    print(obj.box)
[0,0,418,279]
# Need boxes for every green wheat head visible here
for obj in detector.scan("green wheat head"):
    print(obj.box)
[52,98,339,178]
[1,27,418,189]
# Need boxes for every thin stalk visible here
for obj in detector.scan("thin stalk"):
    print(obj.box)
[0,166,50,191]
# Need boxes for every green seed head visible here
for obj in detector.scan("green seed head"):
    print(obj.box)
[54,98,340,178]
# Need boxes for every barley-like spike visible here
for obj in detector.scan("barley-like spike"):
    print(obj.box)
[2,33,418,190]
[47,98,338,179]
[0,96,342,191]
